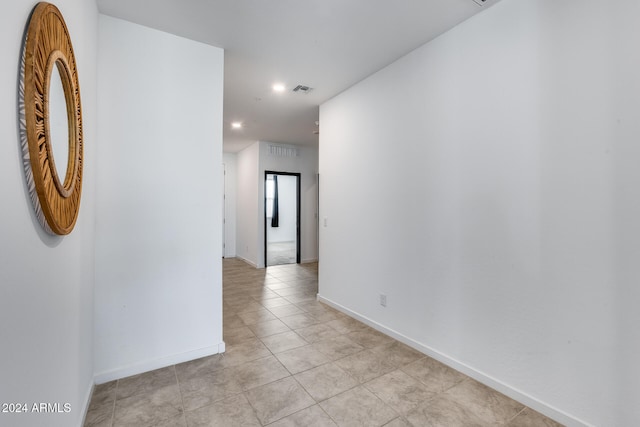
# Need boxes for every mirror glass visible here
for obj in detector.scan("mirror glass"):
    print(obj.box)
[49,62,69,183]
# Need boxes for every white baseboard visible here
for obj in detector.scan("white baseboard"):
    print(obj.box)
[236,255,258,268]
[317,294,591,427]
[302,258,318,264]
[93,342,225,385]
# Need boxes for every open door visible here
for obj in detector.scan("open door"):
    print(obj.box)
[265,171,301,266]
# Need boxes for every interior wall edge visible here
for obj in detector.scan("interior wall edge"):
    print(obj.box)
[92,343,223,385]
[80,379,95,427]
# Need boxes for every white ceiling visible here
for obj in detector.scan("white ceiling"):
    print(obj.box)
[96,0,499,153]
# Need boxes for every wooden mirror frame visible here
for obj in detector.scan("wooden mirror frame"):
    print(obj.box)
[23,2,83,235]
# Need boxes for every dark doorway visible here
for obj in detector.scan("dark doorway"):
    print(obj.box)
[264,171,301,266]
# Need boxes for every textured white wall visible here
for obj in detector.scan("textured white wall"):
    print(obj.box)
[0,1,97,426]
[236,142,260,265]
[94,15,224,381]
[319,1,640,426]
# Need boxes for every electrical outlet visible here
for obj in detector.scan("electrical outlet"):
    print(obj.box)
[379,294,387,307]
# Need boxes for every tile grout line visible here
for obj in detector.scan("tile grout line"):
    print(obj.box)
[172,364,188,426]
[108,391,116,427]
[507,405,529,424]
[109,379,119,426]
[241,389,265,427]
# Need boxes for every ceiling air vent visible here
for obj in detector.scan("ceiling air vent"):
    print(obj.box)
[269,144,298,157]
[293,85,312,93]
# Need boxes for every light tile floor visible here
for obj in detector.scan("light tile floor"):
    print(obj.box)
[84,258,563,426]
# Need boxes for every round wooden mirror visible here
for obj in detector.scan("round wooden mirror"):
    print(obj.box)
[22,2,83,235]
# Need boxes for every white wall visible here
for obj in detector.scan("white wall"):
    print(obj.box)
[319,1,640,426]
[267,174,298,243]
[223,153,238,257]
[0,1,97,426]
[94,15,224,381]
[236,142,260,266]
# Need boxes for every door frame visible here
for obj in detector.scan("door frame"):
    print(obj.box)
[264,171,301,266]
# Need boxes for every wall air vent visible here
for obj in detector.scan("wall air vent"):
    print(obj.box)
[292,85,312,93]
[269,144,299,157]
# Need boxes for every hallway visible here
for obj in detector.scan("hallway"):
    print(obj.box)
[84,259,562,426]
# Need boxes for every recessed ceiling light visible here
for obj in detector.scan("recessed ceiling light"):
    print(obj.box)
[272,83,286,92]
[231,122,242,129]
